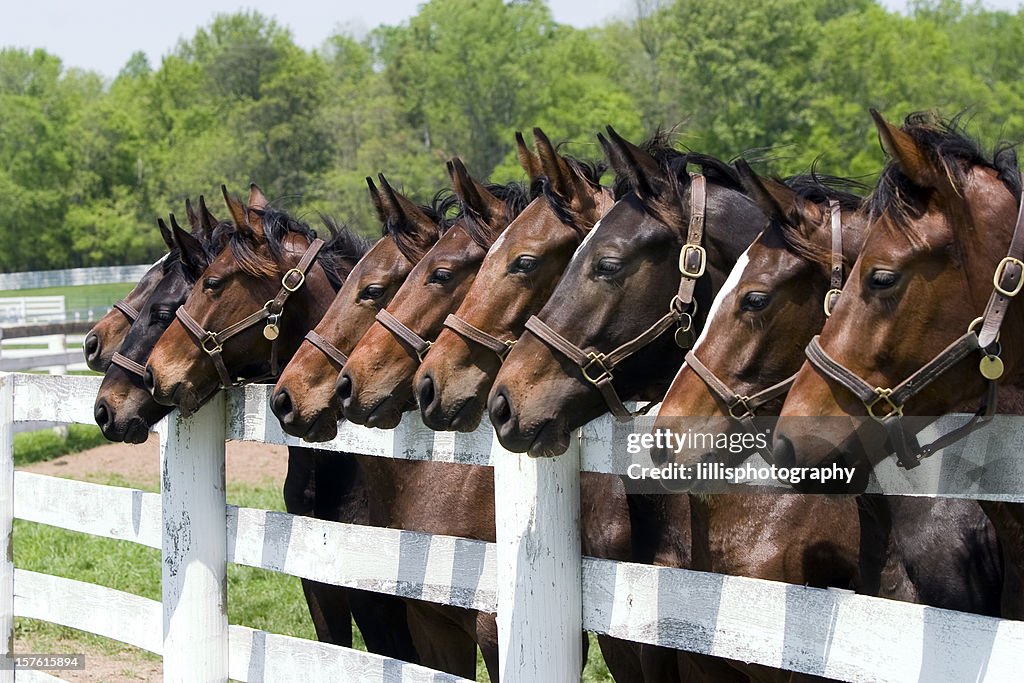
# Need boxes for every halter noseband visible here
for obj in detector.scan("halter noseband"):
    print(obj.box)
[302,329,349,368]
[682,200,846,456]
[112,299,140,323]
[442,313,517,360]
[524,173,707,420]
[174,238,325,389]
[804,176,1024,469]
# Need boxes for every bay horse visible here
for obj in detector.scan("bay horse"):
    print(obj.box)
[649,163,1000,658]
[773,111,1024,617]
[486,128,768,682]
[83,213,188,371]
[141,185,419,658]
[271,175,456,441]
[335,164,532,429]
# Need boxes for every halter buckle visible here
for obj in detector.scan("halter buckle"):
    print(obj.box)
[582,352,613,385]
[282,268,306,292]
[866,387,902,420]
[501,339,517,358]
[416,340,432,364]
[201,333,222,355]
[728,396,754,419]
[679,244,707,279]
[994,256,1024,297]
[823,289,842,318]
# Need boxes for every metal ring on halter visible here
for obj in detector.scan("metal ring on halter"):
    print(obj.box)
[728,396,754,420]
[968,316,1000,344]
[823,288,842,317]
[416,341,432,363]
[866,387,903,420]
[581,352,613,385]
[201,334,222,355]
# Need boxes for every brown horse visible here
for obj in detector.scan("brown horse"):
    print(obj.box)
[774,111,1024,617]
[336,164,531,429]
[82,213,190,371]
[140,186,420,658]
[271,176,455,441]
[414,128,614,432]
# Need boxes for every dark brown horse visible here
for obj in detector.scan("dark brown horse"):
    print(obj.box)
[271,176,455,441]
[414,128,614,432]
[336,164,531,429]
[139,186,419,659]
[774,111,1024,618]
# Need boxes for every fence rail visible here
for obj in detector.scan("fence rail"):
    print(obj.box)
[0,264,152,292]
[1,372,1023,682]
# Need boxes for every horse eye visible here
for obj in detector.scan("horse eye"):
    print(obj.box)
[511,255,538,273]
[869,269,900,290]
[361,284,386,300]
[203,277,222,291]
[150,307,175,324]
[430,268,453,284]
[595,258,622,275]
[741,292,771,312]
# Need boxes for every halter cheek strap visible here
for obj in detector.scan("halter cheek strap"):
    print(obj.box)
[375,308,433,363]
[804,174,1024,468]
[176,238,325,389]
[525,174,707,420]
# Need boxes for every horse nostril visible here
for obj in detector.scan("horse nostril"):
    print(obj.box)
[335,372,354,403]
[489,389,513,429]
[417,374,435,409]
[272,388,294,421]
[95,400,112,430]
[772,434,796,469]
[143,366,156,393]
[84,333,100,360]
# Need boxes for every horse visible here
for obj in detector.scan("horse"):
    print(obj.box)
[485,128,769,681]
[773,111,1024,617]
[335,163,532,429]
[648,162,1000,665]
[82,208,198,371]
[271,175,456,441]
[414,128,614,432]
[140,185,420,658]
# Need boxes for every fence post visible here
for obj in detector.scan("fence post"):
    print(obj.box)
[493,435,582,682]
[159,392,228,683]
[0,375,13,683]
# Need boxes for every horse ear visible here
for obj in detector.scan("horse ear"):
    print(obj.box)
[378,173,440,261]
[870,109,942,189]
[605,126,667,199]
[533,127,576,199]
[448,157,504,229]
[185,198,201,232]
[157,217,175,251]
[516,131,543,183]
[735,159,791,225]
[198,195,219,235]
[221,185,256,237]
[248,183,268,210]
[170,214,208,274]
[367,176,387,224]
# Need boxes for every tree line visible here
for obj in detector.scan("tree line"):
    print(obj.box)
[2,0,1022,271]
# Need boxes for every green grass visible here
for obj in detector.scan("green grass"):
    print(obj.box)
[13,424,108,466]
[0,282,134,315]
[12,475,614,680]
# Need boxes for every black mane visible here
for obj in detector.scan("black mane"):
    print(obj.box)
[463,180,533,251]
[530,154,608,232]
[381,189,459,263]
[866,112,1021,238]
[772,172,866,266]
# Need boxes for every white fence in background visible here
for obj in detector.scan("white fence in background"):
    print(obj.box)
[0,372,1022,682]
[0,265,152,292]
[0,335,86,377]
[0,298,66,325]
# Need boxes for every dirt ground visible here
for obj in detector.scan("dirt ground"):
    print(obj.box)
[21,434,289,488]
[17,435,292,682]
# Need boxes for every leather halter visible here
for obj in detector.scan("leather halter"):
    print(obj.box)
[175,238,325,389]
[302,329,349,368]
[112,299,140,323]
[375,308,433,363]
[524,174,707,420]
[682,200,846,448]
[442,313,516,359]
[804,177,1024,469]
[111,351,147,378]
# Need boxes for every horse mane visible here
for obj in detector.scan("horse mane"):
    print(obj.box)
[381,189,459,264]
[772,172,866,267]
[463,180,533,251]
[530,154,608,233]
[866,112,1021,245]
[231,205,370,291]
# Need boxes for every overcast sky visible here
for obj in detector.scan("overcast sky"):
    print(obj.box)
[3,0,1022,78]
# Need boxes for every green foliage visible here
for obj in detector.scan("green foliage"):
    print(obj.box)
[3,1,1024,271]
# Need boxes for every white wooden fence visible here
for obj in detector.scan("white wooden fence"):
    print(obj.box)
[1,372,1023,682]
[0,298,66,325]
